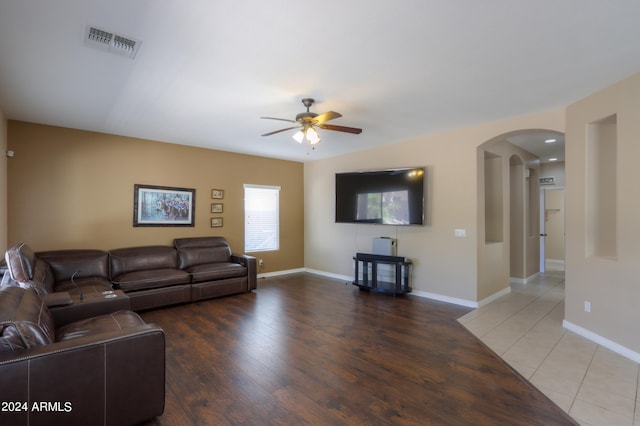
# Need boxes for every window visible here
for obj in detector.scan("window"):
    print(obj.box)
[244,184,280,252]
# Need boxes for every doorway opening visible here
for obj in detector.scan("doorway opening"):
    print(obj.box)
[540,187,565,273]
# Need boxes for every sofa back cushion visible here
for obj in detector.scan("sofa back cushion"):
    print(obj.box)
[31,258,55,294]
[0,286,55,351]
[110,245,179,278]
[4,242,36,282]
[4,243,54,295]
[174,237,232,269]
[37,249,110,281]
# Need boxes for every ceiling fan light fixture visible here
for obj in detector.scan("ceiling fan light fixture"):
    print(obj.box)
[293,130,305,143]
[262,98,361,146]
[306,127,320,145]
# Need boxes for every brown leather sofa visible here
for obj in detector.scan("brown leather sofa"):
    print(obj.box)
[109,245,192,311]
[0,286,165,426]
[4,237,257,312]
[110,237,256,310]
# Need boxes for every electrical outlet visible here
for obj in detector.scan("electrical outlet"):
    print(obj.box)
[259,259,264,268]
[584,301,591,313]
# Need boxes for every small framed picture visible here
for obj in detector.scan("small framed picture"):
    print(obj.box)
[211,203,223,213]
[211,189,224,199]
[211,217,223,227]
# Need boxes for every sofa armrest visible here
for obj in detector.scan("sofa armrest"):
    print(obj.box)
[0,325,165,426]
[42,292,73,308]
[231,254,257,291]
[49,290,131,327]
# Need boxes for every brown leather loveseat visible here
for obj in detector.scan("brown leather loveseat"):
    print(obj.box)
[0,286,165,426]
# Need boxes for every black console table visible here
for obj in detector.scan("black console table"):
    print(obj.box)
[353,253,412,294]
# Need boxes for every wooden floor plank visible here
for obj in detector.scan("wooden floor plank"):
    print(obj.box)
[140,273,578,425]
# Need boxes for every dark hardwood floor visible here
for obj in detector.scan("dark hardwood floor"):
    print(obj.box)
[140,273,577,425]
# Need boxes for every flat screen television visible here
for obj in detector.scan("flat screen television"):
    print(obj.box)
[335,167,425,225]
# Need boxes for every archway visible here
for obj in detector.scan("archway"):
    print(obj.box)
[477,129,564,299]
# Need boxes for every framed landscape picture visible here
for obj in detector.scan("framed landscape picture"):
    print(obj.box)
[133,184,195,227]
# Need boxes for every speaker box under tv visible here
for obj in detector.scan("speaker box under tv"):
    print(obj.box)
[372,237,396,256]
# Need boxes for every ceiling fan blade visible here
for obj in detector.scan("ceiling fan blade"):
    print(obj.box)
[318,124,363,134]
[260,116,297,123]
[313,111,342,124]
[261,126,300,136]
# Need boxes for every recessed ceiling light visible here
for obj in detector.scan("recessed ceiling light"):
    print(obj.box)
[549,157,558,162]
[545,139,557,143]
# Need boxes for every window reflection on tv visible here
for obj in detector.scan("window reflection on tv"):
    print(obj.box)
[336,167,425,226]
[356,190,410,224]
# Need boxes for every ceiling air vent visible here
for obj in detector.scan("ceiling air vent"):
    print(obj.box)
[84,26,141,59]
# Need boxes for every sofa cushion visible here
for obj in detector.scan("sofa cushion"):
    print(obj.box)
[0,286,55,351]
[110,245,179,278]
[56,310,146,341]
[37,249,110,281]
[111,268,191,292]
[54,276,113,294]
[28,258,55,295]
[174,237,232,269]
[185,262,248,283]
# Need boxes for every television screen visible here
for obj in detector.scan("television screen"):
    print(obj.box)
[335,167,425,225]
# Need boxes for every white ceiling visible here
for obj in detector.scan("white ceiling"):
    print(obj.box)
[1,1,638,163]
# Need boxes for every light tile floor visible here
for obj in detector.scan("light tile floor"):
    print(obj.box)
[458,268,640,426]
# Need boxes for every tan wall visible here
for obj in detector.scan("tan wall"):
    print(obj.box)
[540,161,565,187]
[7,121,304,273]
[305,109,563,303]
[0,109,6,253]
[565,71,640,354]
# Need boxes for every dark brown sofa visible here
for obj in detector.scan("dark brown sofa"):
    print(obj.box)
[109,237,256,310]
[109,245,192,311]
[4,237,257,312]
[0,286,165,426]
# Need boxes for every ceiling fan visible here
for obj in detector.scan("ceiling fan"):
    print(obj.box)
[261,98,362,145]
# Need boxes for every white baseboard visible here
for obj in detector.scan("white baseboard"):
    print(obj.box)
[257,268,306,279]
[304,269,352,282]
[409,290,479,308]
[510,272,540,284]
[262,268,513,309]
[477,286,511,307]
[544,259,565,272]
[563,320,640,363]
[302,268,479,308]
